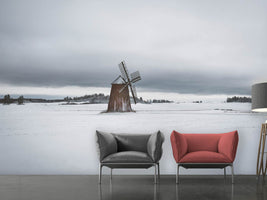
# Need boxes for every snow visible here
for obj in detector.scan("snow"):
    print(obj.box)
[0,102,265,175]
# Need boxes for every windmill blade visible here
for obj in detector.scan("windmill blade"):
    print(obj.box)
[130,71,141,83]
[118,60,140,104]
[118,61,130,83]
[119,83,129,93]
[132,85,138,99]
[129,84,138,104]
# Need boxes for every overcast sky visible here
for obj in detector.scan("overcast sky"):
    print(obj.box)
[0,0,267,98]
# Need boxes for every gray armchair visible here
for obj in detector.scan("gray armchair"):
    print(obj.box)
[96,130,164,184]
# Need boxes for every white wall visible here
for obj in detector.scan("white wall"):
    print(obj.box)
[0,103,265,175]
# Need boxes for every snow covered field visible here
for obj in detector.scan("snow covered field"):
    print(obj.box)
[0,102,265,175]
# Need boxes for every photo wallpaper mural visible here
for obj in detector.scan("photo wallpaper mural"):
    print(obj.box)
[0,0,267,175]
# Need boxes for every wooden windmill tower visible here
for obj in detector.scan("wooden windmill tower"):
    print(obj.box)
[107,61,141,112]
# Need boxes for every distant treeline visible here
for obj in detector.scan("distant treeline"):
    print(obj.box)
[64,93,109,104]
[151,99,173,103]
[0,93,173,105]
[226,96,251,103]
[0,94,24,105]
[0,94,64,105]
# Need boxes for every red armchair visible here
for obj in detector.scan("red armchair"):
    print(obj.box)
[170,130,238,184]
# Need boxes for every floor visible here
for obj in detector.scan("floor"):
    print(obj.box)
[0,175,266,200]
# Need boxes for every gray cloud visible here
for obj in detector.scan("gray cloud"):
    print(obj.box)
[142,71,251,95]
[0,62,252,95]
[0,0,267,95]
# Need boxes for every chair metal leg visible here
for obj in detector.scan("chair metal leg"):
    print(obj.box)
[231,164,234,184]
[98,184,102,200]
[110,168,113,181]
[157,163,160,181]
[231,182,234,200]
[99,164,103,184]
[224,167,226,182]
[154,183,158,200]
[154,164,157,184]
[175,184,180,200]
[176,164,180,184]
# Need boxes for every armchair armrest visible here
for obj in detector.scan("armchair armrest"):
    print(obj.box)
[170,131,188,163]
[147,131,164,163]
[218,130,239,163]
[95,130,118,162]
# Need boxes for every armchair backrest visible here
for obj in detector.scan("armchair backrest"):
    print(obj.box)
[113,134,150,153]
[184,134,222,153]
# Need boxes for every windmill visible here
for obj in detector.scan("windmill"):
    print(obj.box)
[107,61,141,112]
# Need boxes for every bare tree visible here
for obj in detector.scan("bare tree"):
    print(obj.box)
[18,96,24,105]
[3,94,12,104]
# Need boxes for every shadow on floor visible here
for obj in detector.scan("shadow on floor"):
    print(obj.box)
[98,175,267,200]
[0,175,266,200]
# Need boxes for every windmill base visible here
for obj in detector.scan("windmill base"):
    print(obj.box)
[106,84,134,113]
[102,109,135,113]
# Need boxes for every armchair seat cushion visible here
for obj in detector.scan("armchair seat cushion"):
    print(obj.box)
[102,151,153,163]
[179,151,231,163]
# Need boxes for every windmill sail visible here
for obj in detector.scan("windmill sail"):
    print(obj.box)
[117,61,141,104]
[132,85,138,99]
[130,71,141,83]
[119,83,129,93]
[118,61,129,82]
